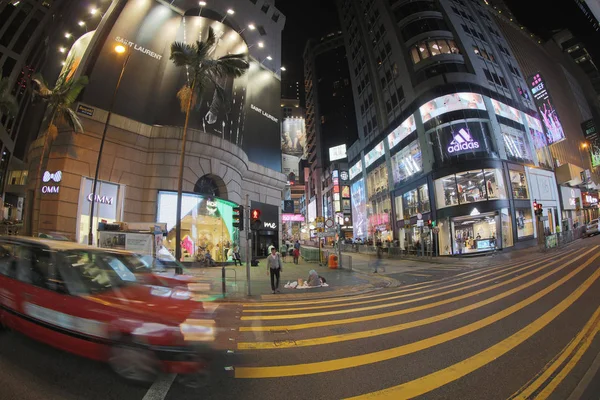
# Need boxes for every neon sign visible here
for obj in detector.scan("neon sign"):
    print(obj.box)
[447,128,480,153]
[41,171,62,194]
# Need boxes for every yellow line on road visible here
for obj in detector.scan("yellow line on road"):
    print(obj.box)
[241,250,573,308]
[345,257,600,399]
[240,248,587,319]
[509,306,600,399]
[234,250,600,378]
[237,248,595,350]
[239,248,589,331]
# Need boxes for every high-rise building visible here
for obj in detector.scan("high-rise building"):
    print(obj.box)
[0,0,77,219]
[18,0,287,262]
[338,0,599,253]
[303,31,358,223]
[574,0,600,30]
[553,30,600,99]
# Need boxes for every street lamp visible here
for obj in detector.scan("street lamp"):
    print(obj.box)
[78,21,87,32]
[65,32,72,39]
[261,55,273,63]
[88,44,131,245]
[90,7,98,16]
[281,66,287,71]
[221,8,234,23]
[198,1,206,16]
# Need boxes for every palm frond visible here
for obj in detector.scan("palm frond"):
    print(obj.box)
[176,85,197,112]
[170,42,196,67]
[205,27,217,48]
[0,78,18,116]
[31,73,52,98]
[62,107,84,133]
[63,76,89,106]
[212,54,249,78]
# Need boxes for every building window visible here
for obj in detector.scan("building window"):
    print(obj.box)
[509,170,529,199]
[410,39,460,64]
[401,18,450,40]
[434,168,506,209]
[418,184,431,213]
[502,125,532,162]
[261,4,270,13]
[272,12,280,22]
[516,208,534,238]
[390,139,422,184]
[403,189,419,218]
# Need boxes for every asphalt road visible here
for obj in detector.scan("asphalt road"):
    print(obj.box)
[2,238,600,400]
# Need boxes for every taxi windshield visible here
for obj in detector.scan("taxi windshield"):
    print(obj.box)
[59,250,148,294]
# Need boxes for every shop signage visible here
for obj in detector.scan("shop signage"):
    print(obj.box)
[76,104,94,117]
[264,222,277,229]
[470,208,480,216]
[447,128,480,153]
[87,193,114,205]
[583,192,599,207]
[115,36,163,61]
[282,214,304,222]
[206,200,217,215]
[41,170,62,194]
[340,171,349,181]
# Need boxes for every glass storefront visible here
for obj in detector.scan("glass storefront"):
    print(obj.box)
[501,124,532,163]
[434,168,506,209]
[77,178,123,245]
[367,164,388,198]
[509,170,529,199]
[516,208,534,238]
[448,212,499,254]
[156,191,237,262]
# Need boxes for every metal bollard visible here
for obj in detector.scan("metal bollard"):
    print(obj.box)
[221,266,226,297]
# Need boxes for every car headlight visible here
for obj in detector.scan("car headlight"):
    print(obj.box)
[179,319,216,342]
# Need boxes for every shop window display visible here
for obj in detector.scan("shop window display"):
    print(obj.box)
[367,164,389,198]
[516,208,534,238]
[509,170,529,199]
[157,191,237,262]
[418,184,431,213]
[502,125,532,162]
[403,189,419,218]
[452,213,498,254]
[434,168,506,208]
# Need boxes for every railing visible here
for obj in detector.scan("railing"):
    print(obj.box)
[543,228,584,250]
[339,243,434,258]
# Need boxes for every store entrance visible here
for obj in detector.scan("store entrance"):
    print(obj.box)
[452,212,498,254]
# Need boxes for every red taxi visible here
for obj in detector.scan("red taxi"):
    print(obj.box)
[0,237,215,384]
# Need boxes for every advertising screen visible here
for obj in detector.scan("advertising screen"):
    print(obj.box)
[349,160,363,180]
[308,199,317,223]
[491,99,523,124]
[582,119,600,168]
[329,144,347,161]
[391,140,422,184]
[80,1,281,171]
[388,115,417,150]
[281,117,307,158]
[351,179,367,239]
[364,141,385,168]
[431,122,487,162]
[529,73,566,144]
[419,92,486,124]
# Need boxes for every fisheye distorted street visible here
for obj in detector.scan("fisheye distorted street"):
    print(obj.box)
[1,0,600,399]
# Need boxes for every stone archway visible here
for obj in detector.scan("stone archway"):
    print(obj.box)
[194,174,228,199]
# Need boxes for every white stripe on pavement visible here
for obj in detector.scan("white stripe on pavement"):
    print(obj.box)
[142,374,176,400]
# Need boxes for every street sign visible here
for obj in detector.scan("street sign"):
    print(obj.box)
[325,218,334,228]
[318,231,336,238]
[433,227,440,234]
[404,219,410,225]
[539,216,548,222]
[417,220,424,227]
[417,213,422,220]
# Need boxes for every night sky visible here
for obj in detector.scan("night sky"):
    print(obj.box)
[275,0,600,102]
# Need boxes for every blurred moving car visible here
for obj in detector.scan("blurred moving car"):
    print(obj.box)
[0,237,216,385]
[584,219,599,237]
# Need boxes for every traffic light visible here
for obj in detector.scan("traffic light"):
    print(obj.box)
[250,209,262,231]
[426,219,432,227]
[233,205,244,230]
[534,201,543,216]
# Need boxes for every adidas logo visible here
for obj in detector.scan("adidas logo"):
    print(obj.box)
[447,128,480,153]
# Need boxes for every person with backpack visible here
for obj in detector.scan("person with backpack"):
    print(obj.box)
[280,241,288,262]
[267,247,283,293]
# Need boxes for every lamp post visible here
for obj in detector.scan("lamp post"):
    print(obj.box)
[88,44,131,245]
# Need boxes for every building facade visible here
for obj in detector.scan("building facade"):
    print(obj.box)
[24,0,286,262]
[338,0,599,254]
[303,31,358,237]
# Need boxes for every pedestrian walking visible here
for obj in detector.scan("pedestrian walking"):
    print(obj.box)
[293,247,300,264]
[266,247,282,293]
[372,244,385,273]
[280,241,288,262]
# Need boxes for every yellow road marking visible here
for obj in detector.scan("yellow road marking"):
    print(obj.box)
[239,248,589,331]
[234,249,600,378]
[509,306,600,399]
[237,248,595,349]
[346,258,600,399]
[240,248,587,319]
[241,250,573,308]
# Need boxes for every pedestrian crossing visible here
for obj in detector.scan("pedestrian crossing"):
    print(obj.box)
[226,244,600,399]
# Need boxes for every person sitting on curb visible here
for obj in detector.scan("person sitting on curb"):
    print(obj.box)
[307,269,320,287]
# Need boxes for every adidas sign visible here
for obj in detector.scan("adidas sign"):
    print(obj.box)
[447,128,480,153]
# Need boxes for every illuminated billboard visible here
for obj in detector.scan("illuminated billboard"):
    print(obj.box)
[364,141,385,168]
[351,179,367,239]
[329,144,347,161]
[388,115,416,150]
[79,1,281,171]
[281,117,307,158]
[419,92,486,124]
[529,73,565,144]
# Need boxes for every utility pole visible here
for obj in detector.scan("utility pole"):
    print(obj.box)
[245,194,251,296]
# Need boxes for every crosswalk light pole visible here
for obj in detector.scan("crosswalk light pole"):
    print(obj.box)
[245,194,251,297]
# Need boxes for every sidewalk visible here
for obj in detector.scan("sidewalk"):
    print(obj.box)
[183,255,397,301]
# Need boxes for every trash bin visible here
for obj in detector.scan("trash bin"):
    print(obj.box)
[328,254,338,269]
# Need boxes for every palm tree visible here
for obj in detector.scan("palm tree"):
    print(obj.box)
[31,64,88,234]
[170,26,249,261]
[0,77,18,117]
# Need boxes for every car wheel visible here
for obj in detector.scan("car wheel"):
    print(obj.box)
[108,345,159,383]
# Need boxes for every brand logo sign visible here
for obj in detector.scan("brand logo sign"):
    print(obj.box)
[87,193,114,205]
[115,36,163,60]
[41,171,62,194]
[264,222,277,229]
[447,128,480,154]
